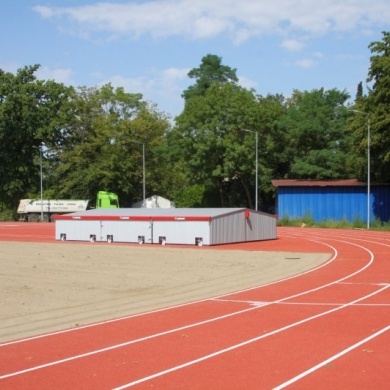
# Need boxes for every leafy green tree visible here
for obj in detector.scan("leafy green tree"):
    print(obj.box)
[127,102,172,202]
[365,31,390,183]
[356,81,364,102]
[172,82,267,208]
[0,65,73,212]
[255,94,287,204]
[278,88,352,179]
[182,54,239,101]
[50,84,170,206]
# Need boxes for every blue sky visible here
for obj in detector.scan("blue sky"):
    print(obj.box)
[2,0,390,119]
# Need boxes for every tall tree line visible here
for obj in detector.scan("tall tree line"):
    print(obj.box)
[1,32,389,217]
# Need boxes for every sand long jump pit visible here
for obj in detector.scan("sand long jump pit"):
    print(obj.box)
[0,241,329,342]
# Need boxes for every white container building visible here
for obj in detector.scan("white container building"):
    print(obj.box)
[54,208,277,246]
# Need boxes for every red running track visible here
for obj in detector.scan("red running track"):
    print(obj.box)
[0,225,389,389]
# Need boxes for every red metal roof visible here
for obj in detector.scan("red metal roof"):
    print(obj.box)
[272,179,366,187]
[54,214,213,222]
[53,208,259,221]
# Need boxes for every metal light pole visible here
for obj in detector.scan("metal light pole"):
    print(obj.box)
[142,142,145,207]
[367,117,371,229]
[349,109,370,229]
[243,129,258,211]
[40,145,43,222]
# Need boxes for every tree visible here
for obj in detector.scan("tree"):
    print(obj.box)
[172,82,266,208]
[365,31,390,183]
[0,65,73,212]
[278,88,352,180]
[50,84,170,206]
[356,81,364,102]
[182,54,239,101]
[255,94,287,192]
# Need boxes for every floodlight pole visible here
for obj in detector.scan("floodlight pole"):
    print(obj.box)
[142,142,145,207]
[40,145,43,222]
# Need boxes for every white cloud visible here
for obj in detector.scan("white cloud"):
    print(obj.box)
[192,16,233,39]
[36,66,75,85]
[238,75,258,90]
[33,0,390,45]
[158,67,191,92]
[100,67,191,116]
[102,68,259,116]
[33,5,56,18]
[313,51,324,58]
[294,58,317,69]
[104,67,189,95]
[281,39,306,52]
[0,61,20,73]
[0,62,75,85]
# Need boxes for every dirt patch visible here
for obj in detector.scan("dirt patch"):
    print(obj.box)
[0,240,330,343]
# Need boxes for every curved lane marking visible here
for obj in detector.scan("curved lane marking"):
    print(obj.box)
[0,238,374,381]
[0,239,337,348]
[274,324,390,390]
[113,284,390,389]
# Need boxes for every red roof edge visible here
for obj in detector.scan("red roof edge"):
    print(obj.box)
[53,215,212,222]
[271,179,366,187]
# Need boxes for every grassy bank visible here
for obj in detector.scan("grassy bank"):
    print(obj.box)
[277,215,390,230]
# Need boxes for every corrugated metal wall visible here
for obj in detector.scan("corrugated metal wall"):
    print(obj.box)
[277,185,390,223]
[210,212,246,244]
[372,186,390,223]
[55,209,277,245]
[210,211,277,244]
[249,212,277,240]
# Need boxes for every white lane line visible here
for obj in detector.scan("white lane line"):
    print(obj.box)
[273,324,390,390]
[0,236,376,384]
[0,240,369,379]
[275,301,390,307]
[214,300,390,307]
[0,240,338,348]
[0,306,258,380]
[211,298,271,305]
[113,284,390,389]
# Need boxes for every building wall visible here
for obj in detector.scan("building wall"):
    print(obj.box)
[55,220,208,244]
[102,220,151,243]
[249,211,277,240]
[152,221,210,245]
[210,212,246,244]
[372,186,390,223]
[209,210,277,245]
[56,220,102,241]
[55,209,277,245]
[277,185,390,223]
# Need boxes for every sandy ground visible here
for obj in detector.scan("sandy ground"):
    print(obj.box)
[0,241,329,343]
